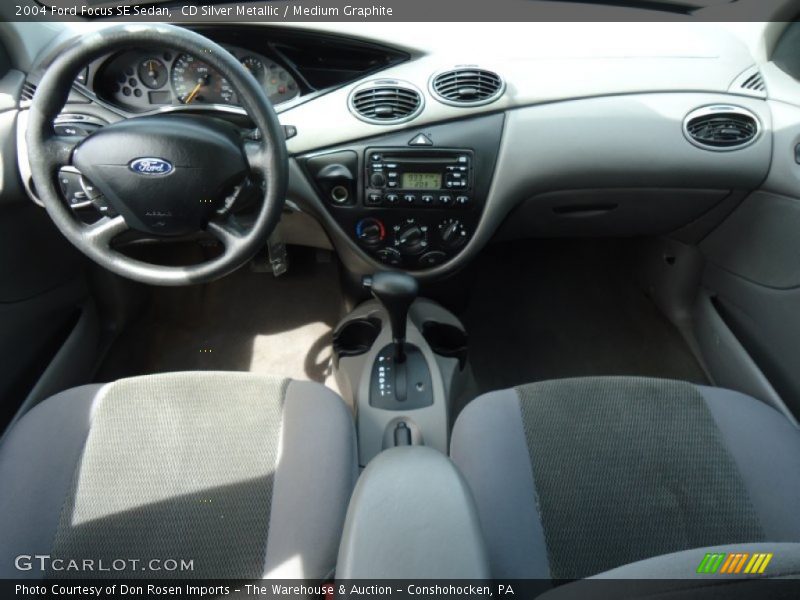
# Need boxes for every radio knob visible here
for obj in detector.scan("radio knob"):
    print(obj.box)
[369,172,387,188]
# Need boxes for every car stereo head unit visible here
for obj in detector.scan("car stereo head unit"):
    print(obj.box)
[364,148,473,209]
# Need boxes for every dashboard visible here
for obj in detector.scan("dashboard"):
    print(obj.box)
[94,45,300,111]
[10,20,800,281]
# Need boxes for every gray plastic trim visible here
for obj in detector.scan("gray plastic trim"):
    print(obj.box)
[692,291,797,427]
[761,100,800,200]
[0,300,101,447]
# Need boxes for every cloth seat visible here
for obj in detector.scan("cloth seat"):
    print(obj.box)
[0,372,357,579]
[451,376,800,580]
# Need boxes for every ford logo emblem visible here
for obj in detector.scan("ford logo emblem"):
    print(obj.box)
[129,157,174,176]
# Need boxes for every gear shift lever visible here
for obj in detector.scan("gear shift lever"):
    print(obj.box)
[364,271,418,363]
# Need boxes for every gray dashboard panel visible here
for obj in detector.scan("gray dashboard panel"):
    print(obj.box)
[290,93,772,281]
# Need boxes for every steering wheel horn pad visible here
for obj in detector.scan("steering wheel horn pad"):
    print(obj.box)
[26,24,288,286]
[73,115,249,236]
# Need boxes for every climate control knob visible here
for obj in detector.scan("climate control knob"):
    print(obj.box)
[376,247,402,266]
[393,219,429,255]
[438,218,468,249]
[356,218,386,246]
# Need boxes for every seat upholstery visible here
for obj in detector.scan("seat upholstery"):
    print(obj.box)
[451,376,800,580]
[0,372,357,579]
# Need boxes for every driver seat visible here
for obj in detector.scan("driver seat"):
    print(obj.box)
[0,372,357,579]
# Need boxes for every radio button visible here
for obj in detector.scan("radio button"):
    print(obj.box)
[387,181,398,188]
[420,194,435,206]
[370,153,382,162]
[366,193,383,206]
[385,193,400,205]
[403,194,417,205]
[455,195,470,207]
[437,194,453,207]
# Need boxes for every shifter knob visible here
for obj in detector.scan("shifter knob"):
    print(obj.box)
[364,271,418,362]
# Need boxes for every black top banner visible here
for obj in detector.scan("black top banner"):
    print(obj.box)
[4,0,800,22]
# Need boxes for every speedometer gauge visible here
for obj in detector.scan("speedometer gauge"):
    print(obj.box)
[171,53,236,105]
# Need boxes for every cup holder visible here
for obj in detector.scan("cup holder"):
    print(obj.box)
[333,317,382,359]
[422,321,468,369]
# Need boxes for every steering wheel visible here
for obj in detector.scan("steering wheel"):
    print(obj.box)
[26,24,288,286]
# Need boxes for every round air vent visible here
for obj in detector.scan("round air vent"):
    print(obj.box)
[348,80,424,125]
[683,105,760,151]
[430,67,505,107]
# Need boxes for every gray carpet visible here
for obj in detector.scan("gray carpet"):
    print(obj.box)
[460,240,709,395]
[97,249,345,395]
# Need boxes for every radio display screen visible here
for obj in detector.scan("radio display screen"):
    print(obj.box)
[402,172,442,190]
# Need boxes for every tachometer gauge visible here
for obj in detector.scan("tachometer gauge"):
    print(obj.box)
[240,56,264,78]
[138,58,167,89]
[171,53,236,105]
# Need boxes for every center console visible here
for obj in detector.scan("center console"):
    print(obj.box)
[332,272,473,466]
[300,113,504,271]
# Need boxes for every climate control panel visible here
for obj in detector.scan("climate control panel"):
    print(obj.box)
[354,214,470,268]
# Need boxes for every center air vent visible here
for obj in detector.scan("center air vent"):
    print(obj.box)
[349,80,423,125]
[683,106,760,151]
[430,67,505,107]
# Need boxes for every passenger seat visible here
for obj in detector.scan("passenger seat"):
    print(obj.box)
[450,376,800,579]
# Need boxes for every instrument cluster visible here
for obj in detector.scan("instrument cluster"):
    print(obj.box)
[93,45,301,111]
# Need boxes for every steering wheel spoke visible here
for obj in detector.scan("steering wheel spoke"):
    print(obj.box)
[45,133,83,168]
[206,216,246,251]
[84,215,129,247]
[244,139,269,177]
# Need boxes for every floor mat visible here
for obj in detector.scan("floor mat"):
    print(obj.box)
[459,239,709,395]
[96,249,345,394]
